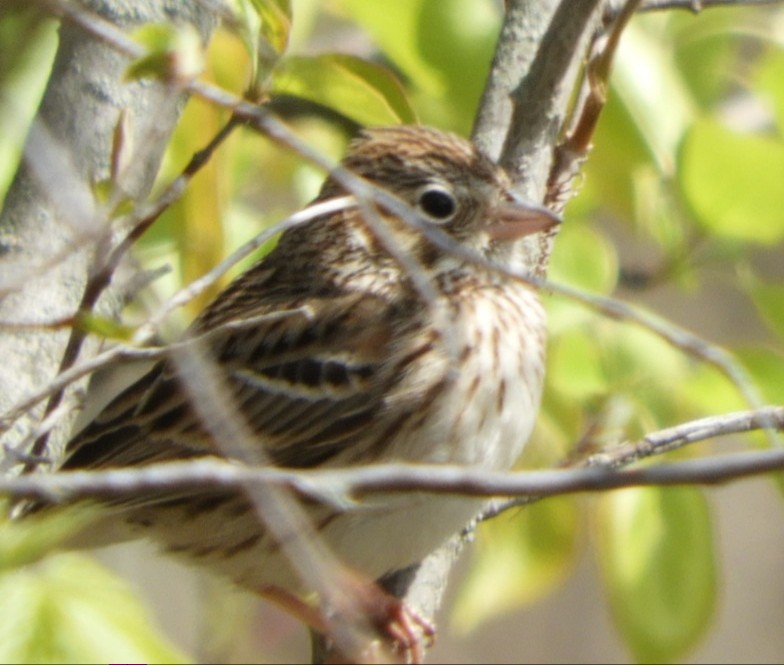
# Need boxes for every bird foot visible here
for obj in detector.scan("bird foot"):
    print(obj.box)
[260,579,435,664]
[352,581,435,664]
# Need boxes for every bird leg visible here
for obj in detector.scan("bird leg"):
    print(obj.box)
[259,577,435,664]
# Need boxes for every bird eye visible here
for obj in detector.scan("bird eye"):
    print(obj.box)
[417,185,457,222]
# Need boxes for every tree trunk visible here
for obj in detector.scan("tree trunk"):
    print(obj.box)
[0,0,214,470]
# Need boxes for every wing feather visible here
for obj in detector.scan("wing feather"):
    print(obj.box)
[63,292,402,472]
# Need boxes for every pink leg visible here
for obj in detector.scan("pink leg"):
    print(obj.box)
[258,579,436,664]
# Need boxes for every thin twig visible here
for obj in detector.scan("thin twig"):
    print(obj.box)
[484,405,784,517]
[169,328,395,661]
[585,406,784,467]
[3,406,783,503]
[133,195,354,341]
[0,198,350,440]
[547,0,643,211]
[638,0,784,13]
[22,117,241,469]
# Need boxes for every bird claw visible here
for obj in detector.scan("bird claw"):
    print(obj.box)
[371,594,435,664]
[348,580,435,664]
[262,580,435,664]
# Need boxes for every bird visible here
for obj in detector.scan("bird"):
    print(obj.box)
[42,125,559,661]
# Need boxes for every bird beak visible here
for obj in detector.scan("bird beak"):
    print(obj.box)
[488,193,561,241]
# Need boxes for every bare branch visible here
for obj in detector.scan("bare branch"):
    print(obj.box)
[585,406,784,467]
[473,0,605,167]
[638,0,784,12]
[0,193,351,434]
[3,407,783,504]
[169,327,399,662]
[22,118,240,470]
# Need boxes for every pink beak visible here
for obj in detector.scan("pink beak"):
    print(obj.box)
[488,193,561,241]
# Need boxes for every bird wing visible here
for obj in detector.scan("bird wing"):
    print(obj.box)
[62,291,409,471]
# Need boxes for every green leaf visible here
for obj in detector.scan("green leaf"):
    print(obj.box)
[755,48,784,138]
[612,20,696,175]
[226,0,291,86]
[0,505,98,572]
[597,487,716,663]
[549,329,608,399]
[680,118,784,244]
[586,16,696,226]
[0,7,57,207]
[586,95,653,222]
[337,0,499,132]
[606,324,685,392]
[127,23,204,83]
[680,363,746,417]
[737,346,784,406]
[451,497,578,633]
[744,273,784,342]
[546,223,618,333]
[672,9,741,105]
[254,0,292,56]
[0,553,190,664]
[338,0,444,93]
[548,223,618,295]
[76,311,135,341]
[225,0,263,83]
[271,54,416,125]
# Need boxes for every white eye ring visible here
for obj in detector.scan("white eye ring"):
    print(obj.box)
[416,184,458,223]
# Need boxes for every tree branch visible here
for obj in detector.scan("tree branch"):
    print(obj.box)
[638,0,784,12]
[3,406,782,503]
